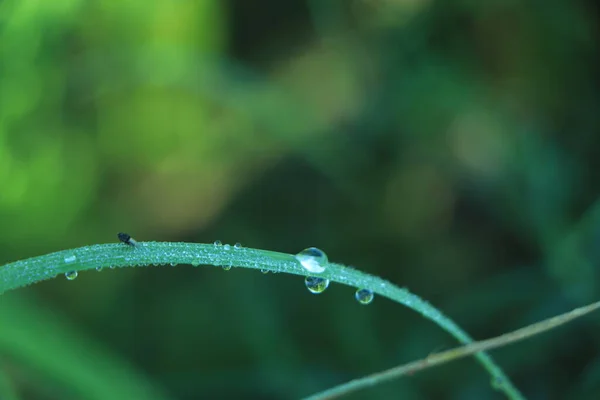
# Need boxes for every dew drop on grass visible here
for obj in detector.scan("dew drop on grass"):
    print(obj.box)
[64,254,77,264]
[170,262,177,267]
[222,264,232,271]
[261,269,269,274]
[355,288,374,305]
[65,271,78,280]
[223,244,231,250]
[191,260,200,267]
[96,267,103,272]
[305,276,330,294]
[213,240,222,247]
[295,247,328,273]
[234,242,242,249]
[491,377,505,391]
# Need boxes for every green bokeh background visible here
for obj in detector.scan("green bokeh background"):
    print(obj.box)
[1,1,600,399]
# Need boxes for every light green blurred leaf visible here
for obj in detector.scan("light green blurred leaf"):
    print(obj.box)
[0,293,173,400]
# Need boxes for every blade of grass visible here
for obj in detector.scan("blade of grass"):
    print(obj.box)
[0,366,20,400]
[0,293,173,400]
[305,298,600,399]
[0,241,523,398]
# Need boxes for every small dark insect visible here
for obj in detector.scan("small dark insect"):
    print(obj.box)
[118,232,138,247]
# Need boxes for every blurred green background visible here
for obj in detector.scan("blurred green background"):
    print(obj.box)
[1,0,600,399]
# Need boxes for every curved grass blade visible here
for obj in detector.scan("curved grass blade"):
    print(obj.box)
[0,242,523,398]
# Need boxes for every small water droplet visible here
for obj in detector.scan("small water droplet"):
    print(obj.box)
[95,267,103,272]
[110,266,115,269]
[261,269,269,274]
[491,377,504,391]
[223,244,231,250]
[222,265,232,271]
[234,242,242,249]
[213,240,222,247]
[355,288,374,305]
[191,260,200,267]
[64,254,77,264]
[305,276,330,294]
[295,247,328,274]
[170,262,177,267]
[65,271,78,280]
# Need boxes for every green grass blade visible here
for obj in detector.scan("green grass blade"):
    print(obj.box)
[0,242,523,398]
[306,297,600,399]
[0,293,173,400]
[0,366,20,400]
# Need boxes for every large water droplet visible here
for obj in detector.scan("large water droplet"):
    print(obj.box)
[65,271,78,280]
[355,288,374,305]
[64,254,77,264]
[305,276,330,294]
[295,247,328,274]
[213,240,222,247]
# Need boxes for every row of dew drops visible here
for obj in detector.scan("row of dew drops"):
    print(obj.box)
[63,240,374,305]
[296,247,374,305]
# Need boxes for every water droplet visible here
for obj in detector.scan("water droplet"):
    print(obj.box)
[355,288,374,305]
[170,262,177,267]
[191,260,200,267]
[64,254,77,264]
[65,271,78,280]
[222,265,232,271]
[223,244,231,250]
[295,247,328,274]
[305,276,330,294]
[261,269,269,274]
[234,242,242,249]
[213,240,222,247]
[95,267,103,272]
[491,377,504,391]
[110,266,115,269]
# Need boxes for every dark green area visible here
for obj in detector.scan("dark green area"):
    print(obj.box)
[1,0,599,399]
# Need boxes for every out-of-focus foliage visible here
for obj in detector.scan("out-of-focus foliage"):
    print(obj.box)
[1,0,599,399]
